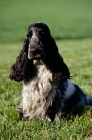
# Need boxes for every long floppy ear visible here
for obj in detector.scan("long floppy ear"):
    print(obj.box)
[43,35,70,79]
[51,36,70,79]
[55,54,71,79]
[10,38,33,82]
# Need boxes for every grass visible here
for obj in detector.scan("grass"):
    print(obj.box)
[0,39,92,140]
[0,0,92,139]
[0,0,92,43]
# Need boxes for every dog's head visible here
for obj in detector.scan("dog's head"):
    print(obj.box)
[27,22,58,60]
[27,22,48,60]
[10,22,70,82]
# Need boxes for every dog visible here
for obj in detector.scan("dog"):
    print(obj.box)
[10,22,92,122]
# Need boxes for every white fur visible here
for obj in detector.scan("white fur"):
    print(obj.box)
[20,63,56,120]
[32,30,39,41]
[64,79,75,100]
[19,64,75,120]
[18,62,92,121]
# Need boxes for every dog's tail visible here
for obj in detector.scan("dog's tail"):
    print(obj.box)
[85,95,92,106]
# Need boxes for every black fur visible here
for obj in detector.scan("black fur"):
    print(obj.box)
[10,22,92,122]
[10,22,70,82]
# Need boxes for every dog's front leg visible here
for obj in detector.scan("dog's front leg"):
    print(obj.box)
[46,97,65,123]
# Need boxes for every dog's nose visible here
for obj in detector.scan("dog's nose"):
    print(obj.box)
[30,44,41,54]
[31,48,41,55]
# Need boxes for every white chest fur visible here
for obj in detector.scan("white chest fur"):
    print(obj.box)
[20,61,76,120]
[21,64,56,119]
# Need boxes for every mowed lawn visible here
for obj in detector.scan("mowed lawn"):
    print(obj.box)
[0,0,92,139]
[0,39,92,140]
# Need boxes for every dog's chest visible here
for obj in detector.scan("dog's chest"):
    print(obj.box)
[22,65,57,115]
[26,65,54,95]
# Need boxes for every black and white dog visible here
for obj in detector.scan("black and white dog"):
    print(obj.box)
[10,22,92,122]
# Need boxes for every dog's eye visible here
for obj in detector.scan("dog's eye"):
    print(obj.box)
[39,31,46,37]
[27,30,32,38]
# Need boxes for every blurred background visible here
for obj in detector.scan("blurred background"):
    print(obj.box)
[0,0,92,43]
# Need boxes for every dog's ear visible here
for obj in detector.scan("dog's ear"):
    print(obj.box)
[50,35,70,79]
[57,58,70,79]
[53,53,70,79]
[49,35,59,54]
[43,34,70,79]
[9,38,30,82]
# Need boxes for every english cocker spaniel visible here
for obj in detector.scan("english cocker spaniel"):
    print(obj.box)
[10,22,92,122]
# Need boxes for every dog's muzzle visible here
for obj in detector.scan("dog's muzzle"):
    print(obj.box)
[28,42,46,60]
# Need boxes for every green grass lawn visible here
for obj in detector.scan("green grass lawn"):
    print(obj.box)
[0,0,92,139]
[0,39,92,140]
[0,0,92,43]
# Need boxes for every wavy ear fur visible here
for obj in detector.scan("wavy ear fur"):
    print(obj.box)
[43,35,70,79]
[10,39,34,82]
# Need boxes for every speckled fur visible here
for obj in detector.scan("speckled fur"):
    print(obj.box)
[10,22,92,122]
